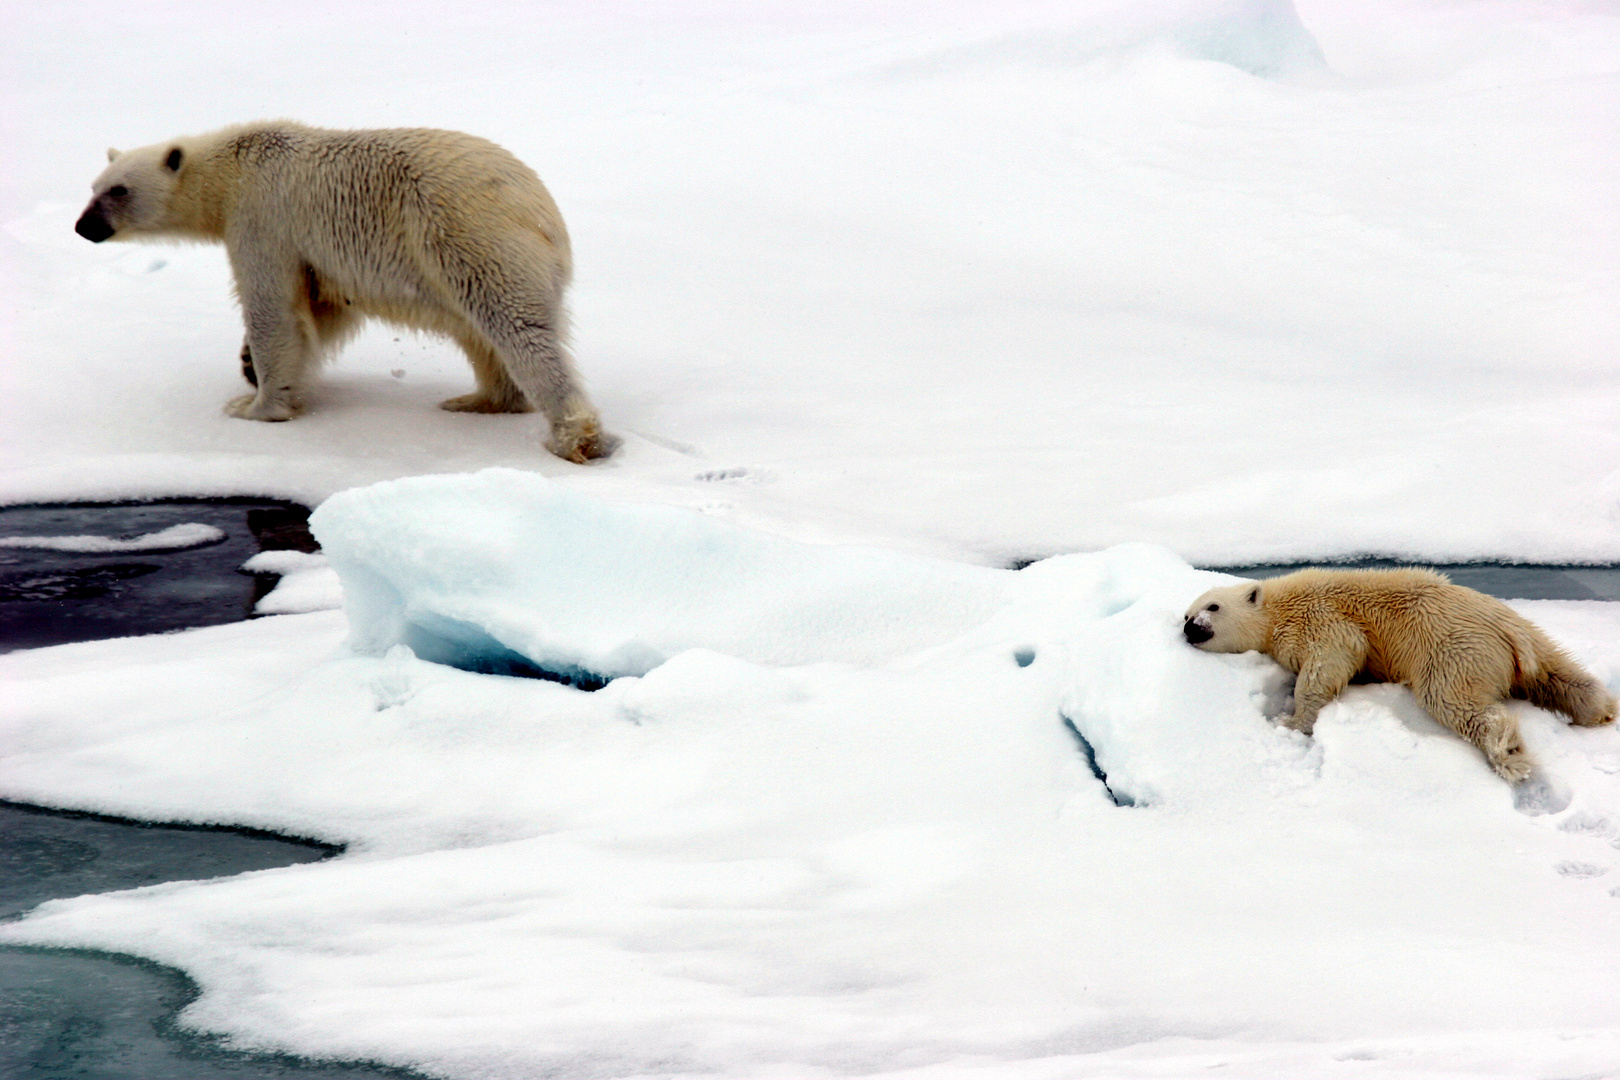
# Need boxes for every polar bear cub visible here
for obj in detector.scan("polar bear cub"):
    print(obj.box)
[1183,567,1615,781]
[75,121,616,463]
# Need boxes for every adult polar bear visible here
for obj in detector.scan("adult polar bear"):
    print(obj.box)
[75,121,616,463]
[1183,568,1616,782]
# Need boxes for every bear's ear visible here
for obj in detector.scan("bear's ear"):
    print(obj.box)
[164,147,184,172]
[106,147,121,163]
[1246,585,1261,605]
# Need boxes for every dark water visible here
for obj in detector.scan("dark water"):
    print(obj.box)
[0,500,317,653]
[1009,553,1620,602]
[1210,559,1620,602]
[0,501,422,1078]
[0,804,421,1079]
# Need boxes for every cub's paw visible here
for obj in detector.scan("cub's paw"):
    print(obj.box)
[1491,750,1535,784]
[1574,697,1617,727]
[1277,713,1315,736]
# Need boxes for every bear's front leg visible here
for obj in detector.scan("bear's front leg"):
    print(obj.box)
[227,257,313,421]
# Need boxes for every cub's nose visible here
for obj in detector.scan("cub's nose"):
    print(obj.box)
[1183,619,1213,645]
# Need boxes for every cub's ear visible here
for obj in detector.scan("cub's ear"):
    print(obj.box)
[164,147,184,171]
[1246,585,1261,605]
[106,147,121,162]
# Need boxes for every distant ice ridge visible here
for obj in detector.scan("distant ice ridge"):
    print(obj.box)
[0,522,225,553]
[894,0,1323,79]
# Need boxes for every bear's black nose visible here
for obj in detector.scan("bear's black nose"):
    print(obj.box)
[75,210,114,243]
[1183,619,1213,645]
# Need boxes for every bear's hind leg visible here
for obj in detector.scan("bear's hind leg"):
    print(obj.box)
[440,332,534,414]
[445,244,617,462]
[1416,680,1533,781]
[479,308,612,461]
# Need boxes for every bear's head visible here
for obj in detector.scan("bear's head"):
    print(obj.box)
[1182,580,1268,653]
[76,143,187,243]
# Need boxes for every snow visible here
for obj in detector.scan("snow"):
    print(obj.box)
[2,511,1619,1077]
[0,521,225,552]
[3,1,1620,1077]
[241,550,342,616]
[311,469,1009,680]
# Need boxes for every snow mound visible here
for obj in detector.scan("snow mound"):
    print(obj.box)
[314,471,1321,807]
[311,469,1012,684]
[0,522,225,553]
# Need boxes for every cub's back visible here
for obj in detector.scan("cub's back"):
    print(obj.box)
[1270,567,1527,674]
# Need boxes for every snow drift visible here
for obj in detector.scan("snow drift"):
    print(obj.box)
[311,469,1011,683]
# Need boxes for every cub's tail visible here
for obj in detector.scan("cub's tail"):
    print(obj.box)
[1512,621,1616,727]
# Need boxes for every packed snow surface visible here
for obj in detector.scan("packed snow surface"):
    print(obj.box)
[0,522,225,553]
[3,1,1620,1078]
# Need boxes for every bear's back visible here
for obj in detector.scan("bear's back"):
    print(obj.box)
[225,123,565,240]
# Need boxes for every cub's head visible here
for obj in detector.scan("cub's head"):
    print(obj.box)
[75,142,187,243]
[1182,580,1267,653]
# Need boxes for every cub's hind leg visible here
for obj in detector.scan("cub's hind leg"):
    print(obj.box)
[1415,676,1533,782]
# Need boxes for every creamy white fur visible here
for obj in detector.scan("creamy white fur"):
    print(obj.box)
[77,122,615,463]
[1184,568,1617,780]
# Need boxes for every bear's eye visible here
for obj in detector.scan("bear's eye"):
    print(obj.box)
[1208,603,1220,612]
[108,185,128,198]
